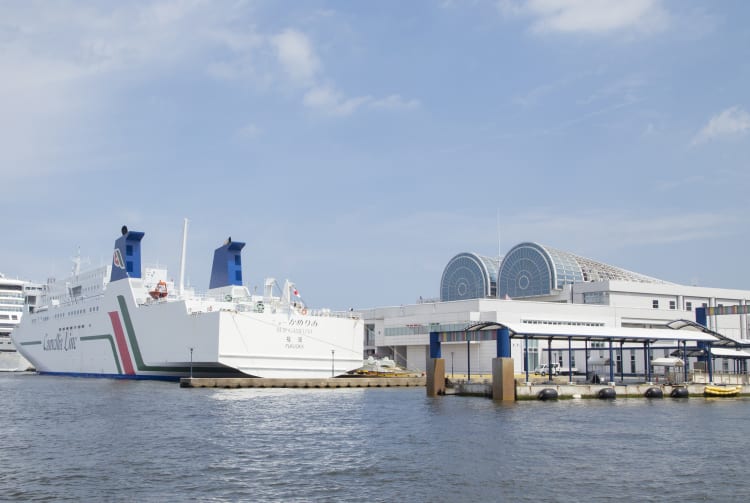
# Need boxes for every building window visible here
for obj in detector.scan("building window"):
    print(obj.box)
[686,301,692,311]
[652,299,659,309]
[669,300,676,310]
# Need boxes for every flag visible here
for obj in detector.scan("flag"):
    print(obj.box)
[293,288,299,297]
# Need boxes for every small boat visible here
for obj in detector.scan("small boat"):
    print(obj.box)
[148,280,169,300]
[704,385,742,397]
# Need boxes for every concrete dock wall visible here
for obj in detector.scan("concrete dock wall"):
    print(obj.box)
[180,376,426,389]
[515,382,746,399]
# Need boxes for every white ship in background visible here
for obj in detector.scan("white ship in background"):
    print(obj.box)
[11,223,363,380]
[0,274,40,371]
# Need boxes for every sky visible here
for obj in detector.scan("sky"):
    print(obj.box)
[1,0,749,310]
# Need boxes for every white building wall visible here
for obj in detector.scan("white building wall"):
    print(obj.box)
[362,280,750,375]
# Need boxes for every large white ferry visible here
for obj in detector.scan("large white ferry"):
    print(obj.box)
[0,274,35,371]
[11,224,363,380]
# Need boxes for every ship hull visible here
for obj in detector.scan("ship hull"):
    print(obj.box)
[12,279,362,380]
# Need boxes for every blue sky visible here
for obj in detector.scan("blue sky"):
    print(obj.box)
[1,0,749,309]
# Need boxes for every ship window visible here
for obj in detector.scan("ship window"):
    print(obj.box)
[652,299,659,309]
[126,245,133,256]
[686,301,692,311]
[669,300,676,310]
[234,255,241,266]
[235,271,242,282]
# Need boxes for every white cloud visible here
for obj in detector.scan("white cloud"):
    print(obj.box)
[271,28,320,85]
[303,86,372,117]
[0,1,420,180]
[692,106,750,145]
[235,123,261,141]
[370,94,420,110]
[499,0,669,36]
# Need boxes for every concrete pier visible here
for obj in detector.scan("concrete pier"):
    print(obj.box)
[180,376,426,389]
[426,358,446,396]
[492,358,515,401]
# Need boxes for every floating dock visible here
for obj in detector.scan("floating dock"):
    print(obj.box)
[180,376,426,389]
[449,381,747,399]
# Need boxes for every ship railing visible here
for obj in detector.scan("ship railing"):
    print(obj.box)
[186,291,361,319]
[39,292,105,309]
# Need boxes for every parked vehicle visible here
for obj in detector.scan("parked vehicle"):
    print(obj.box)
[534,363,578,376]
[534,363,560,376]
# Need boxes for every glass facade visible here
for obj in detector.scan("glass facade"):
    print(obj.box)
[440,253,499,302]
[442,242,670,301]
[496,243,558,298]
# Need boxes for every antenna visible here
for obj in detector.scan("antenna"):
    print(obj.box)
[178,218,188,297]
[496,208,501,258]
[72,246,82,276]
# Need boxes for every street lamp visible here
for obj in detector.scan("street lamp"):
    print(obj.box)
[189,347,194,379]
[331,349,335,377]
[466,329,471,382]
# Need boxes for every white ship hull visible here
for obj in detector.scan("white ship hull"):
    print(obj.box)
[13,279,362,379]
[11,226,363,380]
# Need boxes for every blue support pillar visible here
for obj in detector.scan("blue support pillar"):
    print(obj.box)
[547,338,553,382]
[608,338,614,384]
[707,343,713,383]
[620,341,624,382]
[497,327,511,358]
[429,332,441,359]
[567,337,573,382]
[645,341,652,383]
[683,340,688,384]
[584,340,589,382]
[524,336,529,383]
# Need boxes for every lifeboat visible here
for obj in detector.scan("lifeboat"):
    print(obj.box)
[149,280,169,300]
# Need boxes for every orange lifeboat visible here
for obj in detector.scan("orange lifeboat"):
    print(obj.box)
[149,280,169,300]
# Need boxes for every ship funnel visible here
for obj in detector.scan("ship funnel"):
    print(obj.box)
[110,226,145,282]
[209,238,246,289]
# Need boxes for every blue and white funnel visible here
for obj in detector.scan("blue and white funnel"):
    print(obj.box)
[110,225,145,282]
[209,237,246,289]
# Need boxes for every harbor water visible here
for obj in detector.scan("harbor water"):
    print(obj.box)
[2,373,750,502]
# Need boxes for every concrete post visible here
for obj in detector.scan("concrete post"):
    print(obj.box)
[492,357,515,401]
[426,358,446,396]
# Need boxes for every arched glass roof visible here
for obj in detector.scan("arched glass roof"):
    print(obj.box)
[440,252,500,302]
[497,242,670,299]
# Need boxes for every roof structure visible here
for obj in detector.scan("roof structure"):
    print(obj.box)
[496,242,670,299]
[440,252,500,302]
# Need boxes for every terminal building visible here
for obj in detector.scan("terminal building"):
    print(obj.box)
[361,242,750,381]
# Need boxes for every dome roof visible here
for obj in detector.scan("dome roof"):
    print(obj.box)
[497,242,670,299]
[440,252,500,302]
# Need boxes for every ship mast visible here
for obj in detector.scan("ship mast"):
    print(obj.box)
[178,218,188,297]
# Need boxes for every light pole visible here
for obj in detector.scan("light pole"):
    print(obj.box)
[331,349,335,377]
[189,347,194,379]
[466,329,471,382]
[451,351,454,378]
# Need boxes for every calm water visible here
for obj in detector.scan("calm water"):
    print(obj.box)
[1,373,750,502]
